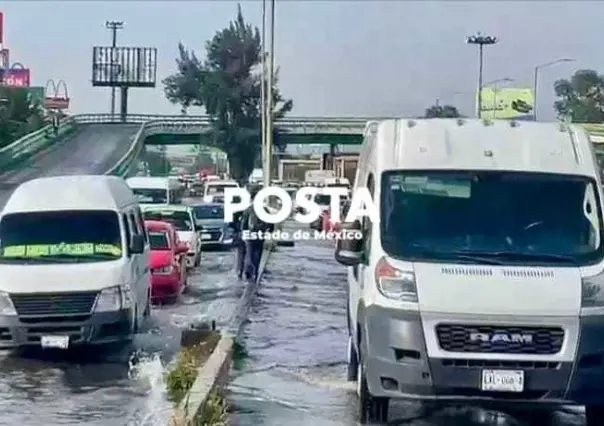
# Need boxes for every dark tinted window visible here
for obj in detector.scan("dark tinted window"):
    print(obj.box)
[143,210,193,231]
[380,171,603,266]
[148,231,170,250]
[0,210,122,262]
[132,188,167,204]
[194,205,224,219]
[314,194,331,206]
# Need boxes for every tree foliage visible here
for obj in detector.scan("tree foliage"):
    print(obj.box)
[424,104,461,119]
[0,87,45,147]
[163,5,293,179]
[554,69,604,123]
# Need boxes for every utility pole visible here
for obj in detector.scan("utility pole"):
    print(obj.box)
[533,58,574,121]
[466,32,498,119]
[264,0,275,188]
[105,20,123,119]
[260,0,267,185]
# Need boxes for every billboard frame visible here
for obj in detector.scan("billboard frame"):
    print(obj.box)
[91,46,157,88]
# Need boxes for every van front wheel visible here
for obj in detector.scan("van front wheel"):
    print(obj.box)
[347,336,358,381]
[357,357,389,424]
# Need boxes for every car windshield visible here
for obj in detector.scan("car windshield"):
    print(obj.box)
[0,210,122,263]
[148,231,170,250]
[380,171,604,266]
[132,188,167,204]
[207,185,236,195]
[194,205,224,220]
[143,210,193,231]
[314,194,331,206]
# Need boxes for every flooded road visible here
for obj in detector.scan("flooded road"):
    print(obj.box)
[0,248,243,426]
[229,223,587,426]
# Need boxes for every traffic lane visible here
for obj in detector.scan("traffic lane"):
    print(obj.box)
[229,231,586,426]
[0,249,245,426]
[0,124,140,209]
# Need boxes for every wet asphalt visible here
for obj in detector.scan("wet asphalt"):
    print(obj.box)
[228,222,587,426]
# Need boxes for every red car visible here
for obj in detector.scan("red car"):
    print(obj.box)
[145,220,189,302]
[321,201,350,232]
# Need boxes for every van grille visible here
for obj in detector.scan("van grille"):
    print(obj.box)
[10,292,98,317]
[436,324,564,355]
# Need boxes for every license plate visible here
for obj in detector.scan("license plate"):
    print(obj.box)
[200,233,212,240]
[481,369,524,392]
[41,335,69,349]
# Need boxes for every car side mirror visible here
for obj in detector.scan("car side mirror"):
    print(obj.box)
[335,221,363,266]
[176,243,189,254]
[130,234,145,254]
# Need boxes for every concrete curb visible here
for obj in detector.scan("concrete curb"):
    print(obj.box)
[171,334,235,425]
[170,239,277,424]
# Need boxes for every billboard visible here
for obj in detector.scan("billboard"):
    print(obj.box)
[43,79,69,109]
[91,46,157,87]
[1,67,30,87]
[479,87,535,120]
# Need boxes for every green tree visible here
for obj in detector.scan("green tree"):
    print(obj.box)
[163,4,293,180]
[424,104,461,118]
[0,87,45,147]
[554,69,604,123]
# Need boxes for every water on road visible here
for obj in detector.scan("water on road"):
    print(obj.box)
[0,248,243,426]
[229,225,587,426]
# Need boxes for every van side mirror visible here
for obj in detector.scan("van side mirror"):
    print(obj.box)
[335,221,363,266]
[130,234,145,254]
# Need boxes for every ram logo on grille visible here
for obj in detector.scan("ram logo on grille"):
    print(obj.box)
[469,332,533,344]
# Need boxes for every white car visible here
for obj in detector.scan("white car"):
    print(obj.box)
[141,205,201,268]
[203,180,240,203]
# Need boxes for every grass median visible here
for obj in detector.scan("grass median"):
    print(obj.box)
[166,330,228,426]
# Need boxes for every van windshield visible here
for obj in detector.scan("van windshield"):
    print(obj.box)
[194,205,224,220]
[0,210,122,263]
[132,188,167,204]
[314,194,331,206]
[380,171,604,266]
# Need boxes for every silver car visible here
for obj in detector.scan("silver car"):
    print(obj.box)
[192,203,234,249]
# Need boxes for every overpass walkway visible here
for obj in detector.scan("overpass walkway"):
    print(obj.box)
[0,122,140,207]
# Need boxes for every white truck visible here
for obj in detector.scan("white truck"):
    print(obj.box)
[335,118,604,425]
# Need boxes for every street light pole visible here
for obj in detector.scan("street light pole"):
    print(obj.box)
[260,0,267,184]
[105,20,123,118]
[533,58,575,121]
[466,33,498,119]
[264,0,275,188]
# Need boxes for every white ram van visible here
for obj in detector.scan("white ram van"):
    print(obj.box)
[0,175,151,349]
[126,176,184,205]
[335,118,604,424]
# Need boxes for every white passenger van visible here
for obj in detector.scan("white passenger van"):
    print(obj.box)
[126,176,184,205]
[203,179,239,203]
[335,118,604,425]
[0,175,151,349]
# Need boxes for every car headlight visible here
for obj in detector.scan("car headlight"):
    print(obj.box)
[374,257,418,303]
[0,292,17,316]
[581,275,604,314]
[155,266,174,274]
[94,285,134,312]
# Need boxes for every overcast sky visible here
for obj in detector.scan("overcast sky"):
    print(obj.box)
[2,1,602,120]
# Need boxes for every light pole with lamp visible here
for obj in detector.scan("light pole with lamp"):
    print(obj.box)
[533,58,575,121]
[263,0,275,188]
[105,20,124,118]
[466,33,498,118]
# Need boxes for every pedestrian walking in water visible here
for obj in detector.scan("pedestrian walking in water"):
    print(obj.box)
[232,210,246,279]
[242,186,270,281]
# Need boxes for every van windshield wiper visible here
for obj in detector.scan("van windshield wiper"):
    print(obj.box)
[407,245,503,265]
[455,250,578,266]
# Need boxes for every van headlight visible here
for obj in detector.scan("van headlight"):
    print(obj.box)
[0,292,17,316]
[93,285,134,312]
[374,257,418,303]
